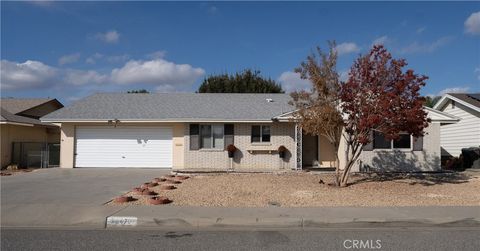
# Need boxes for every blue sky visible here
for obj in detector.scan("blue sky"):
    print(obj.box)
[1,1,479,104]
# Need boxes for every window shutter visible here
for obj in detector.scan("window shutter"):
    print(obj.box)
[224,124,234,150]
[413,136,423,151]
[189,124,200,150]
[363,131,374,151]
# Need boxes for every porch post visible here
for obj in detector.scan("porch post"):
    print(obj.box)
[295,123,302,170]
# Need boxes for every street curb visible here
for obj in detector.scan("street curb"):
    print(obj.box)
[105,216,480,229]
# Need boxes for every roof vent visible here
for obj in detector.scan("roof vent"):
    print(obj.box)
[266,98,274,103]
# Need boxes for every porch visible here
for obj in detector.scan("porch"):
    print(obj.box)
[300,133,337,170]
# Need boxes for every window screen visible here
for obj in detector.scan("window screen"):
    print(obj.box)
[373,131,391,149]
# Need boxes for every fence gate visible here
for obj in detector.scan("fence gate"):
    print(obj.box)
[11,142,60,168]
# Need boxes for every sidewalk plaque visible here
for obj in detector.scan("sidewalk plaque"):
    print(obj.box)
[106,216,138,226]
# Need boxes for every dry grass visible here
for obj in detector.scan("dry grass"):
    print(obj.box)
[108,171,480,207]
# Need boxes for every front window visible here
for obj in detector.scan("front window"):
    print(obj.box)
[251,125,271,143]
[393,133,411,149]
[373,131,391,149]
[373,131,411,150]
[201,124,224,149]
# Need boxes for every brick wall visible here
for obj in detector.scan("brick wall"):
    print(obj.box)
[183,122,297,170]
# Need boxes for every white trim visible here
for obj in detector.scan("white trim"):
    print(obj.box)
[372,132,413,151]
[423,106,460,121]
[372,133,414,152]
[433,94,480,113]
[272,109,299,118]
[0,121,35,127]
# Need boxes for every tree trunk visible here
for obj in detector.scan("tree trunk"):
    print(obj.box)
[339,162,353,187]
[334,153,341,187]
[338,143,362,187]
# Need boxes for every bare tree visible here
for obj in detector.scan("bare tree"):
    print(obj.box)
[290,42,344,186]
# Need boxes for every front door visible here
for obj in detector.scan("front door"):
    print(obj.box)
[302,133,318,167]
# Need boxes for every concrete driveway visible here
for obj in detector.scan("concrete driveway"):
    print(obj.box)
[1,168,170,227]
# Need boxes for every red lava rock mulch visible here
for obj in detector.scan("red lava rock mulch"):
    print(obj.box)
[108,174,192,206]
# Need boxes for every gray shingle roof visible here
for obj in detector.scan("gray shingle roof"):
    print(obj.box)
[448,93,480,109]
[0,98,56,114]
[1,108,56,127]
[42,93,295,122]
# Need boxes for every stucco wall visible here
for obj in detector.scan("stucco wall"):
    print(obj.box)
[58,123,185,168]
[337,123,441,172]
[318,135,336,167]
[183,122,296,170]
[59,123,75,168]
[0,124,59,168]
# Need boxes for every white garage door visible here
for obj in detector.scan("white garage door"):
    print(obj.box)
[75,126,172,168]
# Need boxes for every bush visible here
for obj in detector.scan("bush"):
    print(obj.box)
[444,156,464,171]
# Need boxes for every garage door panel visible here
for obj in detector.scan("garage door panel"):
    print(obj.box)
[75,126,172,168]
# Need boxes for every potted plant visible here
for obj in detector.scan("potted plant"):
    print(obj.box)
[278,145,287,159]
[227,144,237,158]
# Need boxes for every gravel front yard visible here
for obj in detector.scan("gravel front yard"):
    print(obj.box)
[108,171,480,207]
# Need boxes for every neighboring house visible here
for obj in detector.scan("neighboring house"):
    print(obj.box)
[1,98,64,168]
[41,93,457,172]
[433,93,480,158]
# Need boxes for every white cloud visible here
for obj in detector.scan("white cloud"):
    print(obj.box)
[64,69,108,86]
[85,53,104,64]
[208,6,218,14]
[475,67,480,80]
[58,53,81,66]
[28,0,55,7]
[416,27,426,34]
[111,59,205,86]
[371,36,390,46]
[398,36,453,54]
[95,30,120,43]
[277,71,311,93]
[335,42,360,55]
[155,84,177,93]
[85,53,129,64]
[2,58,205,92]
[465,11,480,35]
[437,87,470,96]
[339,70,350,82]
[0,60,57,90]
[106,54,130,63]
[147,50,167,59]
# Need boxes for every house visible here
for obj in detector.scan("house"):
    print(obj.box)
[433,93,480,158]
[41,93,457,172]
[1,98,64,168]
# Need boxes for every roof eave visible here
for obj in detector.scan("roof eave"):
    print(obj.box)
[41,119,283,123]
[433,94,480,113]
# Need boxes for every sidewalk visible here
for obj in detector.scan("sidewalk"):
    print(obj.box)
[2,204,480,229]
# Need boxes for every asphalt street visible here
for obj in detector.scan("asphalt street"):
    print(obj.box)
[2,227,479,251]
